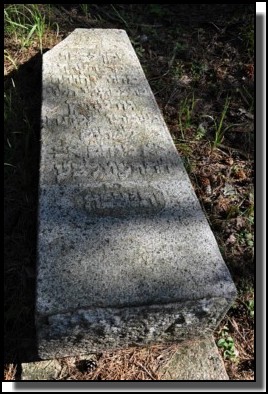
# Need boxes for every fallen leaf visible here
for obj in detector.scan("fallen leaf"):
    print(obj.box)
[226,234,236,244]
[179,75,192,85]
[223,183,237,197]
[216,195,229,213]
[236,216,246,229]
[234,169,247,180]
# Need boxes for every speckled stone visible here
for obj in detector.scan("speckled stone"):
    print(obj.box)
[159,336,229,380]
[21,360,62,380]
[37,29,237,359]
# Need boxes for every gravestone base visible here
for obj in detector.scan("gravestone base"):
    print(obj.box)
[37,299,231,359]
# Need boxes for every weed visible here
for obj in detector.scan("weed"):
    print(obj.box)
[29,5,47,52]
[174,41,187,54]
[178,95,196,138]
[173,61,184,80]
[110,5,129,28]
[195,123,207,140]
[226,205,240,219]
[246,299,254,318]
[191,61,207,81]
[4,50,17,71]
[201,97,230,148]
[4,4,47,52]
[80,4,90,17]
[213,97,230,148]
[244,201,254,226]
[240,195,254,226]
[169,41,187,67]
[239,23,254,59]
[217,326,239,363]
[238,230,254,249]
[230,294,254,319]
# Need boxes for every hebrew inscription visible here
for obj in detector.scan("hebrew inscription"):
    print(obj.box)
[40,29,181,197]
[37,30,237,359]
[75,184,166,217]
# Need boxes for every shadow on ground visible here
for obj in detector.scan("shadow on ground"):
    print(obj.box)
[4,52,44,363]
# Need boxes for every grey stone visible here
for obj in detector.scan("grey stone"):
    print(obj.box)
[159,336,229,380]
[21,360,61,380]
[37,28,237,359]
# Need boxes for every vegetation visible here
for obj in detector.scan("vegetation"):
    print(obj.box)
[4,4,254,380]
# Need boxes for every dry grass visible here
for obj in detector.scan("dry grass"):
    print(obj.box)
[4,364,17,381]
[57,344,178,380]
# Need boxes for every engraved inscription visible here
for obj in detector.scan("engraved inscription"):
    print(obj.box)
[41,29,179,189]
[75,184,166,217]
[37,30,237,351]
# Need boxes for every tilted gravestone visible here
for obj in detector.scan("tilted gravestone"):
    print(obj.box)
[37,29,237,359]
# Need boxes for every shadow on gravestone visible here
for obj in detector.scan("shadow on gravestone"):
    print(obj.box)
[38,78,235,311]
[35,30,236,359]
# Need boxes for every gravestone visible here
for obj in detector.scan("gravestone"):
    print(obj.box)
[37,29,237,359]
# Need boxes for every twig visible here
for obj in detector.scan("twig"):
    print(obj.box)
[208,21,226,34]
[228,317,246,342]
[216,144,252,160]
[148,70,170,82]
[110,5,128,28]
[135,361,157,380]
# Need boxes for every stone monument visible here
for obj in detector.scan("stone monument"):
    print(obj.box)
[37,29,237,359]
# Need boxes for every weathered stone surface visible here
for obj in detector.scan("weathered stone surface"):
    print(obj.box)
[159,336,229,380]
[37,29,237,359]
[21,360,61,380]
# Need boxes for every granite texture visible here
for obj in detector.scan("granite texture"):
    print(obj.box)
[21,360,62,380]
[159,336,229,380]
[37,29,237,359]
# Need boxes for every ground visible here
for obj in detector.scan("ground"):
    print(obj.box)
[4,4,255,381]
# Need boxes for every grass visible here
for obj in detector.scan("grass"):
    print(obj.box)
[217,326,239,363]
[198,96,231,149]
[213,96,230,148]
[80,4,90,17]
[4,4,46,52]
[110,4,129,28]
[4,4,255,381]
[239,21,254,60]
[178,95,196,138]
[4,50,18,71]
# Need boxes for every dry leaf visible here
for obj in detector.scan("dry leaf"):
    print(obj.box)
[226,234,236,244]
[236,216,246,229]
[235,169,247,180]
[216,195,229,213]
